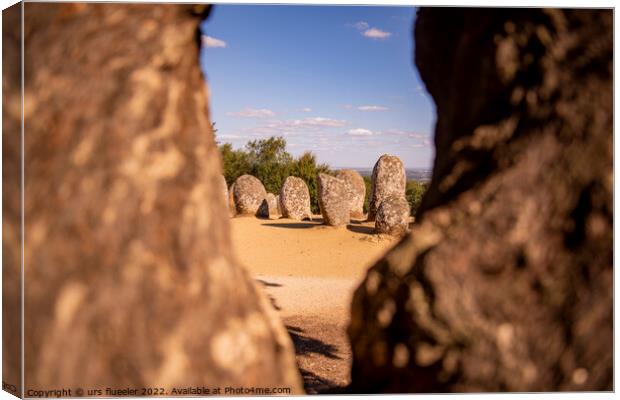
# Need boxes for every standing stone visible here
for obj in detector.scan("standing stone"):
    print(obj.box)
[279,176,312,221]
[367,155,406,221]
[374,195,410,236]
[12,3,302,393]
[349,8,612,393]
[275,194,283,215]
[336,169,366,219]
[317,173,350,227]
[257,193,280,219]
[233,175,267,216]
[228,182,236,217]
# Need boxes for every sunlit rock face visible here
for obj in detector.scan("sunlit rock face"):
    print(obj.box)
[374,195,409,237]
[233,174,267,216]
[17,3,302,392]
[349,8,612,393]
[336,169,366,219]
[280,176,312,221]
[317,174,350,227]
[367,155,406,222]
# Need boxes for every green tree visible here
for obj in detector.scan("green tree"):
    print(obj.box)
[219,143,251,186]
[406,180,429,217]
[245,137,293,195]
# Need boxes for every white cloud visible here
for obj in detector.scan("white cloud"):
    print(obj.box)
[297,117,347,128]
[342,104,353,110]
[261,117,347,131]
[237,117,348,137]
[358,105,389,111]
[216,134,244,140]
[227,107,275,118]
[363,28,392,39]
[300,107,312,112]
[348,128,376,136]
[349,21,392,41]
[353,21,369,30]
[382,129,432,146]
[201,35,227,48]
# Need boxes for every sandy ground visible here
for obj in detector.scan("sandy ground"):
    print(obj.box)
[230,216,399,393]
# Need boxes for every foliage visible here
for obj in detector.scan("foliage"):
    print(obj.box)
[219,143,251,185]
[245,137,294,195]
[219,137,330,213]
[406,180,429,216]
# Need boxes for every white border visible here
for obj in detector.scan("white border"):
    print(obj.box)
[0,2,615,400]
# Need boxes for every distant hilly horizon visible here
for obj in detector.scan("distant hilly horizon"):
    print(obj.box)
[332,167,433,182]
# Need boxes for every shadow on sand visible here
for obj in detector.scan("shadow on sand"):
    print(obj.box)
[255,279,282,311]
[261,221,320,229]
[261,219,378,237]
[255,278,283,287]
[255,278,348,393]
[346,224,375,235]
[286,324,341,360]
[298,367,348,394]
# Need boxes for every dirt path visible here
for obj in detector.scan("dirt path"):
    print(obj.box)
[230,216,398,392]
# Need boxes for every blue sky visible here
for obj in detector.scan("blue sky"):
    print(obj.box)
[199,5,436,169]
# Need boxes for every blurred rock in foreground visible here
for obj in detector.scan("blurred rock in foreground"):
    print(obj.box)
[17,3,302,392]
[349,8,612,392]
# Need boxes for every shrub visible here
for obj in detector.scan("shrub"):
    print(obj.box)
[406,180,428,216]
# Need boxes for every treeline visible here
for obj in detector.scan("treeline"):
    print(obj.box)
[218,136,428,216]
[219,137,330,213]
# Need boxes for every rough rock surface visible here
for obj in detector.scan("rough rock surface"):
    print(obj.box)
[317,174,350,227]
[275,195,283,215]
[374,195,410,237]
[367,155,406,221]
[228,182,236,217]
[16,3,302,392]
[280,176,312,221]
[258,193,281,219]
[349,8,612,393]
[233,175,267,216]
[336,169,366,219]
[2,3,23,396]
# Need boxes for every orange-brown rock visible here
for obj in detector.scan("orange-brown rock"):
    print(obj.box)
[9,3,302,393]
[349,8,612,393]
[2,3,23,396]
